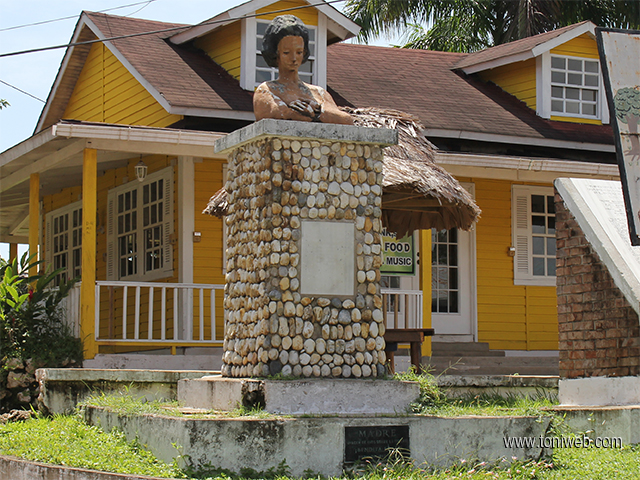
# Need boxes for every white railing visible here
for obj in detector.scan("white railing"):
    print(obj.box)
[381,288,423,330]
[95,281,225,343]
[62,282,82,337]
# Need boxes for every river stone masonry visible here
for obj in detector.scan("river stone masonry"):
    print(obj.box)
[215,120,398,379]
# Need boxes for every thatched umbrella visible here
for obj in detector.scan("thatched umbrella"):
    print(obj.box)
[203,107,480,237]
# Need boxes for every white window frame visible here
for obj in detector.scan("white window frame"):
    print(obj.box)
[240,15,327,91]
[45,200,83,282]
[536,52,609,123]
[106,167,174,281]
[512,185,556,286]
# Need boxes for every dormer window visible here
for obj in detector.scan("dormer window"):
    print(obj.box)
[550,56,600,118]
[255,19,316,87]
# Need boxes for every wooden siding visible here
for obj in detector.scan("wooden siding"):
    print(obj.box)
[479,58,537,110]
[63,43,181,127]
[193,159,226,340]
[473,178,558,350]
[195,22,242,80]
[256,0,318,25]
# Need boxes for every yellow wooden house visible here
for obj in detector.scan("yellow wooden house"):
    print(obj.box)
[0,0,619,369]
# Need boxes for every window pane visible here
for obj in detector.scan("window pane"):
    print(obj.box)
[567,73,582,86]
[533,257,545,276]
[552,100,564,112]
[547,195,555,214]
[566,87,580,100]
[449,267,458,289]
[584,75,598,87]
[256,21,268,35]
[143,206,149,226]
[438,290,448,312]
[566,101,580,114]
[533,236,545,255]
[531,195,545,213]
[582,103,596,116]
[143,185,149,204]
[552,71,565,83]
[299,60,312,73]
[547,216,556,234]
[582,90,596,102]
[567,58,582,71]
[448,244,458,266]
[308,43,315,56]
[547,237,556,256]
[256,69,272,83]
[449,228,457,242]
[449,291,459,313]
[437,229,447,243]
[256,54,269,68]
[551,57,565,69]
[532,216,546,233]
[551,86,564,98]
[308,28,315,41]
[585,61,598,73]
[438,266,449,287]
[150,182,157,202]
[547,258,556,276]
[438,244,447,265]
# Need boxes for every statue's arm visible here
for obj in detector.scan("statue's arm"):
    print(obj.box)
[253,83,312,122]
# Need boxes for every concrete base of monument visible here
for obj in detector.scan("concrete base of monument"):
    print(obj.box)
[177,375,420,414]
[83,405,550,477]
[559,375,640,406]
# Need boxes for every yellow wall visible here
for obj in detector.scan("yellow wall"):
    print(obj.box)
[470,177,558,351]
[195,22,242,80]
[63,43,181,127]
[193,159,227,340]
[479,58,537,110]
[256,0,318,25]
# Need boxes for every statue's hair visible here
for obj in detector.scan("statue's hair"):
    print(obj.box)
[261,15,310,69]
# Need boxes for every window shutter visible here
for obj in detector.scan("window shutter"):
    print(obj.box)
[162,169,174,274]
[106,190,116,280]
[512,185,532,282]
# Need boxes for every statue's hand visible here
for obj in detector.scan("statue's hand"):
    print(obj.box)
[289,99,322,120]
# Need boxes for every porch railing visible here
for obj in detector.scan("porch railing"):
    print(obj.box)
[381,288,424,330]
[94,281,225,345]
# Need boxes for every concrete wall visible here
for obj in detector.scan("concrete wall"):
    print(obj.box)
[84,406,549,477]
[555,192,640,378]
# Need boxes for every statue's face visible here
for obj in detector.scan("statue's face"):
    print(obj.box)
[276,35,304,72]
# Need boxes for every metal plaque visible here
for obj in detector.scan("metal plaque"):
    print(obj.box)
[344,425,410,463]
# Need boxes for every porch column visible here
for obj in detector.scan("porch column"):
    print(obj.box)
[9,243,18,263]
[419,229,432,357]
[81,148,98,359]
[28,173,39,277]
[177,156,195,342]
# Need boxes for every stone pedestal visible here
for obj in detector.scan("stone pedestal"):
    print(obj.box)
[215,119,397,378]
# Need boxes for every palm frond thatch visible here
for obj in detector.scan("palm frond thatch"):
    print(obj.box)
[203,107,481,237]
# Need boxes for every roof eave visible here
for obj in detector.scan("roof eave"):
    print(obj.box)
[170,0,360,45]
[457,21,597,74]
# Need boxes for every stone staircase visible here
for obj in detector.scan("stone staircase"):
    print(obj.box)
[421,342,559,376]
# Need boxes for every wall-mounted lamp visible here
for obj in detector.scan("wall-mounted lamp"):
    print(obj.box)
[135,160,148,182]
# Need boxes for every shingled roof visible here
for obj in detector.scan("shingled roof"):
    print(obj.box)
[326,43,613,147]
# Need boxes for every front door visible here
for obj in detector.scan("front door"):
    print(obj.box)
[431,183,476,341]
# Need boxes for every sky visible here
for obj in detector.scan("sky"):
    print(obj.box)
[0,0,397,259]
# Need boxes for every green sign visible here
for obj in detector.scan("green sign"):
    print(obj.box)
[380,228,415,276]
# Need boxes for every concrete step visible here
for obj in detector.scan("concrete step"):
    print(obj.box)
[422,355,559,376]
[431,342,506,357]
[84,349,224,371]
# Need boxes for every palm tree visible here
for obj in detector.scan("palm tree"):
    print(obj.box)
[344,0,640,52]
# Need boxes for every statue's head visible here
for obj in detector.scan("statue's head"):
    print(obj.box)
[261,15,311,68]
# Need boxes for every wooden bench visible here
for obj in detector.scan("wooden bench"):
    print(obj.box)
[384,328,435,374]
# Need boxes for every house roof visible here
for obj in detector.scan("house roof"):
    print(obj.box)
[326,43,613,150]
[169,0,360,45]
[37,12,254,133]
[453,20,596,73]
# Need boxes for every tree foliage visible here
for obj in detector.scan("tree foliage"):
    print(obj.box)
[344,0,640,52]
[0,99,9,110]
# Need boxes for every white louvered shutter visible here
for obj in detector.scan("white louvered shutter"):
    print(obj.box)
[162,169,174,275]
[44,214,53,270]
[512,185,532,283]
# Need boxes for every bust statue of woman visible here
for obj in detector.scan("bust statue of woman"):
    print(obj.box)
[253,15,353,125]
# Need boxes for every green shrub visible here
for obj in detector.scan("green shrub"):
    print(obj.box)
[0,253,83,367]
